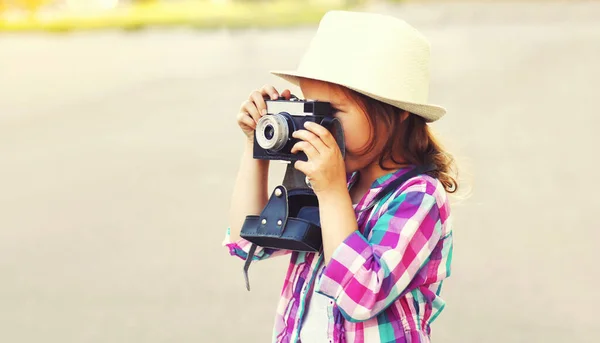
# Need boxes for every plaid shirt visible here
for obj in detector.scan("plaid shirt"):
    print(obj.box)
[223,167,453,343]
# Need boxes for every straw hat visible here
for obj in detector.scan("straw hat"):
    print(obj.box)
[271,11,446,122]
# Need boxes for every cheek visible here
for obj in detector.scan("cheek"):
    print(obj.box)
[340,114,371,152]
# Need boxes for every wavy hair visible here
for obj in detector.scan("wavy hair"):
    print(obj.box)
[336,86,459,194]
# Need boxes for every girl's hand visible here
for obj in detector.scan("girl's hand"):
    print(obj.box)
[237,85,292,142]
[291,121,347,196]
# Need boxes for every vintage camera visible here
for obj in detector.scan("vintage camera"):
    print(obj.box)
[241,96,346,291]
[254,97,336,162]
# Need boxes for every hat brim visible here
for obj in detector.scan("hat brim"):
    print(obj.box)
[271,70,446,122]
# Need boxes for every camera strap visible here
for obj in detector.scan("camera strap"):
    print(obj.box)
[243,244,257,291]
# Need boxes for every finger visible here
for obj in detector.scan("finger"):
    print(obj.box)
[294,160,309,175]
[292,129,327,153]
[241,99,261,123]
[291,141,319,160]
[261,84,280,100]
[250,91,268,116]
[304,121,337,148]
[280,89,292,100]
[238,112,257,130]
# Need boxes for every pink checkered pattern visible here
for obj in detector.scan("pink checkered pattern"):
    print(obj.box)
[224,167,453,343]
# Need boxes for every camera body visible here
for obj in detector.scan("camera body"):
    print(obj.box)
[253,97,335,162]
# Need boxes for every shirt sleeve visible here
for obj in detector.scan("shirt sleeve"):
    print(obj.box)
[314,189,447,322]
[222,227,291,261]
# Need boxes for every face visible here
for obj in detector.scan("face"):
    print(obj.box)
[299,78,388,173]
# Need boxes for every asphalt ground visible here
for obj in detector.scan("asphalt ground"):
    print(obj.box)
[1,2,599,342]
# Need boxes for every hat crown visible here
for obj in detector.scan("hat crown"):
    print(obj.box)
[271,11,446,121]
[297,11,432,104]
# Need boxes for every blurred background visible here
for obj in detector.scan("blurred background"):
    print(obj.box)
[1,0,599,342]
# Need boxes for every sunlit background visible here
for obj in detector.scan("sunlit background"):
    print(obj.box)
[1,0,599,342]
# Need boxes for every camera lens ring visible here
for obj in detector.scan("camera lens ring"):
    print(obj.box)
[264,125,275,140]
[256,114,289,151]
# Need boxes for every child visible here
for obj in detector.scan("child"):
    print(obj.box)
[223,11,456,343]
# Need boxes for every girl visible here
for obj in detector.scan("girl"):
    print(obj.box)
[223,11,457,343]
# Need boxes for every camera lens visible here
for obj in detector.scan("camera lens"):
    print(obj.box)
[264,125,275,140]
[256,114,289,151]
